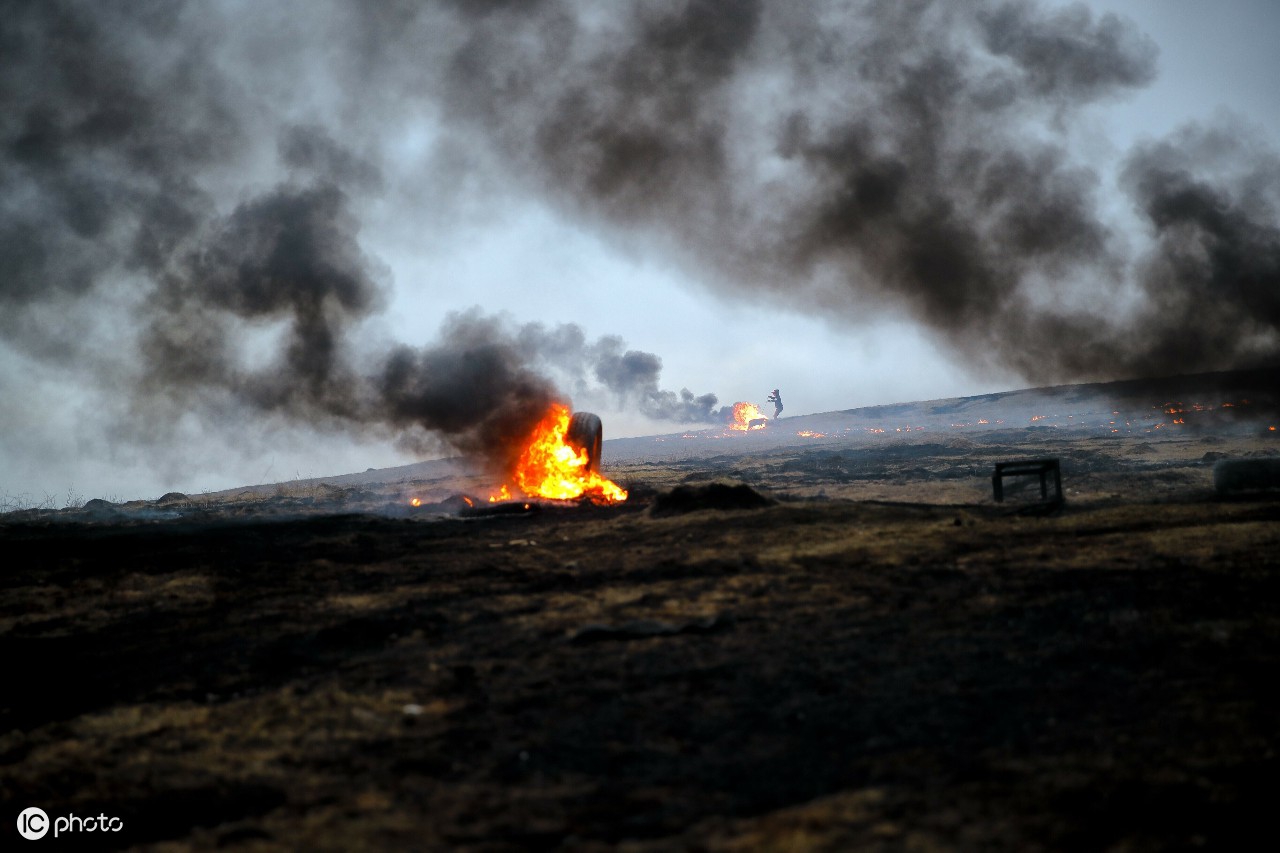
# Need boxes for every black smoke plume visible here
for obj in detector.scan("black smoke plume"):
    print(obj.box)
[0,0,719,475]
[2,0,1279,479]
[434,0,1278,380]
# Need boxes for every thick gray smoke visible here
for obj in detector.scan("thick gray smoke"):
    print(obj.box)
[3,0,1278,476]
[0,0,718,472]
[437,0,1278,381]
[514,322,719,422]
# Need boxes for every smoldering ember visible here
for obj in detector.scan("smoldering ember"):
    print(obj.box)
[3,1,1280,850]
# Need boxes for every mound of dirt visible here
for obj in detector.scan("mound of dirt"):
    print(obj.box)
[650,482,775,516]
[1214,457,1280,494]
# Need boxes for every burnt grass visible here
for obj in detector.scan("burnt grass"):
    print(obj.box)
[3,433,1280,850]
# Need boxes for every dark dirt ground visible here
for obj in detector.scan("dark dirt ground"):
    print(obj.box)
[3,391,1280,850]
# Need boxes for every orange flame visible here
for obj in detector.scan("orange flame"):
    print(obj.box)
[489,404,627,504]
[728,402,767,431]
[409,497,421,507]
[797,430,827,438]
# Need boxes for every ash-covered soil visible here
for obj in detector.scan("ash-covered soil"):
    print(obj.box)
[3,374,1279,850]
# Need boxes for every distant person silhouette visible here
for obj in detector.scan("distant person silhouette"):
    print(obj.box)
[767,388,783,418]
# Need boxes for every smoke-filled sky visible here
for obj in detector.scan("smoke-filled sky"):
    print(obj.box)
[2,0,1278,503]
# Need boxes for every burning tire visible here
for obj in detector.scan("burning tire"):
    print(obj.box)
[567,411,603,473]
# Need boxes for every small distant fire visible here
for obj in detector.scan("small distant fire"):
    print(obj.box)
[409,497,421,507]
[489,404,627,504]
[797,430,827,438]
[728,402,768,431]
